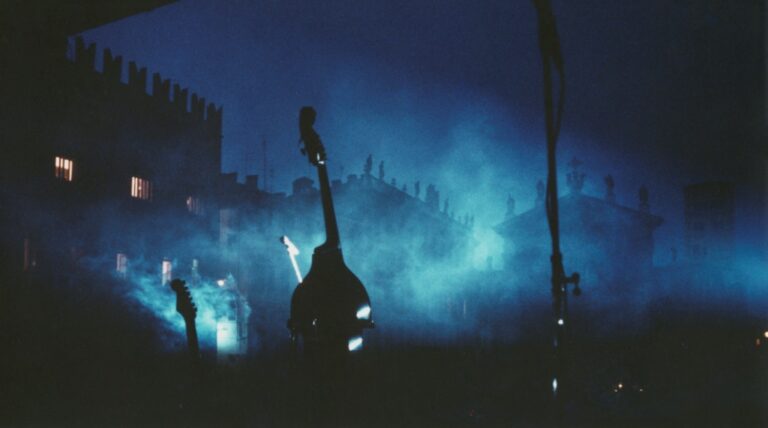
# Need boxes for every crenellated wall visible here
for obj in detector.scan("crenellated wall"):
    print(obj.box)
[72,36,222,135]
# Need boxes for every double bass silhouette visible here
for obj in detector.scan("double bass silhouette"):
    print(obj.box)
[288,107,373,358]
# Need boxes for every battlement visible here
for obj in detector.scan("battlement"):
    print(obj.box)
[72,36,222,135]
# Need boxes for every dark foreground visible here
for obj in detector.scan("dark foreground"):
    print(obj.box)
[2,337,766,426]
[1,280,766,427]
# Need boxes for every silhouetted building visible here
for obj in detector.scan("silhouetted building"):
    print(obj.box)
[683,182,734,263]
[494,186,663,338]
[496,192,663,284]
[0,2,239,358]
[216,172,476,348]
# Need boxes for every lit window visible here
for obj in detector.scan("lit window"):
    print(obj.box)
[162,259,172,285]
[54,156,74,181]
[116,253,128,277]
[131,176,152,200]
[186,196,203,215]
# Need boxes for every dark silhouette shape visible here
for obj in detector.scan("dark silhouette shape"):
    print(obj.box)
[425,184,439,210]
[638,185,650,212]
[533,0,580,418]
[170,278,199,360]
[506,194,516,218]
[289,106,374,361]
[378,160,385,180]
[604,175,616,203]
[414,181,421,198]
[364,154,372,176]
[566,157,585,194]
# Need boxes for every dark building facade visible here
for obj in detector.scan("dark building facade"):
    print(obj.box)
[214,170,478,349]
[0,3,235,359]
[494,181,663,338]
[2,34,223,279]
[683,181,735,263]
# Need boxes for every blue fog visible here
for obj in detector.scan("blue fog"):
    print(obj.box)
[66,1,766,350]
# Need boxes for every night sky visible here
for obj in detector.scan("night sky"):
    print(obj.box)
[79,0,766,261]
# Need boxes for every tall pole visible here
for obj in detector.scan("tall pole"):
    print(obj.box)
[531,0,580,418]
[262,138,268,192]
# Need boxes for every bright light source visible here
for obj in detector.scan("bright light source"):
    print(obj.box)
[552,378,558,393]
[216,320,240,362]
[618,382,623,390]
[116,253,128,277]
[131,176,152,200]
[162,259,172,285]
[280,235,303,283]
[763,331,768,339]
[557,318,564,326]
[356,305,371,320]
[348,336,363,352]
[217,279,226,287]
[54,156,74,181]
[281,236,300,256]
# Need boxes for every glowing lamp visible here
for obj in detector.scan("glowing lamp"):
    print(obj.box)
[348,336,363,352]
[356,305,371,320]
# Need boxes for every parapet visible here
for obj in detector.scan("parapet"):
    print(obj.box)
[102,49,122,82]
[128,61,147,92]
[71,36,222,133]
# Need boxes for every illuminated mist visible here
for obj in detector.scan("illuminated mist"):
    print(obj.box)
[56,0,766,354]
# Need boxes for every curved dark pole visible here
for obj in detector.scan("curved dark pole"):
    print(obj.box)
[532,0,578,420]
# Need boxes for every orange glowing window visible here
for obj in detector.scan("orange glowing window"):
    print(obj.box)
[131,176,152,200]
[54,156,74,181]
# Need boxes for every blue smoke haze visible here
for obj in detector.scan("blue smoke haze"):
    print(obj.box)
[64,0,766,348]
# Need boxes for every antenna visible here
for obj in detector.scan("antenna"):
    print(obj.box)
[243,141,256,184]
[262,138,268,192]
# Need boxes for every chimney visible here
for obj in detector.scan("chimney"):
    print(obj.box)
[128,61,147,92]
[152,73,171,101]
[506,194,516,218]
[245,175,259,190]
[173,84,189,112]
[74,37,95,70]
[102,48,122,81]
[604,175,616,204]
[638,185,650,213]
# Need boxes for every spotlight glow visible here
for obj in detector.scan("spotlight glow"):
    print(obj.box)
[216,319,239,361]
[280,235,303,283]
[348,336,363,352]
[356,304,371,320]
